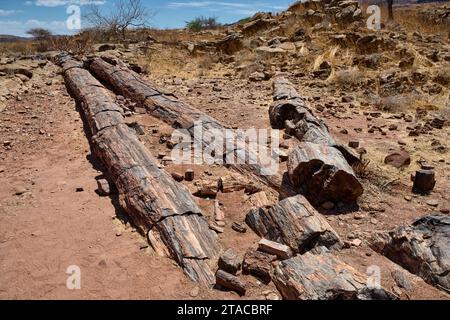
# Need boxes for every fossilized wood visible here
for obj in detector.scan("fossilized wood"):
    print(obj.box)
[87,57,285,192]
[219,172,261,194]
[370,215,450,293]
[288,142,363,205]
[247,191,271,208]
[246,195,341,254]
[57,53,220,287]
[215,270,247,295]
[272,247,397,300]
[271,76,360,166]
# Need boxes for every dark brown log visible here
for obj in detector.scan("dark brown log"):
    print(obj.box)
[288,142,363,205]
[271,76,360,166]
[215,270,247,295]
[246,195,341,254]
[272,247,397,300]
[86,57,285,192]
[57,53,220,287]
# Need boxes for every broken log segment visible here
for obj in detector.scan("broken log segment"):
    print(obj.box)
[246,195,341,254]
[271,76,360,166]
[288,142,363,205]
[215,270,247,295]
[272,247,397,300]
[57,53,220,287]
[86,57,284,192]
[370,214,450,293]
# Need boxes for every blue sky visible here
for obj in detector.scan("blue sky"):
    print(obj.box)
[0,0,291,37]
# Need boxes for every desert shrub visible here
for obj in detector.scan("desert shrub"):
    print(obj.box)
[330,67,364,88]
[186,17,221,32]
[373,94,412,113]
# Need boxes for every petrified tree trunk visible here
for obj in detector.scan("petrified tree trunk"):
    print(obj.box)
[57,53,220,287]
[86,57,284,192]
[370,215,450,293]
[272,247,396,300]
[288,142,363,205]
[271,76,360,166]
[246,195,341,254]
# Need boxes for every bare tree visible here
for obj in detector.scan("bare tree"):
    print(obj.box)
[84,0,152,38]
[387,0,394,20]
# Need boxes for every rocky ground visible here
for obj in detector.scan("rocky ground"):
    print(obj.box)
[0,1,449,300]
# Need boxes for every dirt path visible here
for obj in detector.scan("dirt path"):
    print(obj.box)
[0,77,232,300]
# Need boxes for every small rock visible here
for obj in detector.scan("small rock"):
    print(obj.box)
[413,170,436,194]
[258,239,292,260]
[384,150,411,168]
[426,199,439,207]
[190,286,200,297]
[75,187,84,192]
[348,141,359,149]
[351,239,362,247]
[185,169,195,181]
[440,208,450,214]
[209,222,224,234]
[96,179,111,196]
[404,195,412,202]
[171,172,184,182]
[231,222,247,233]
[218,248,242,275]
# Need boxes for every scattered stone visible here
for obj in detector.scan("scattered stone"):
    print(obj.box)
[388,124,398,131]
[258,238,293,260]
[348,141,359,149]
[440,208,450,214]
[171,172,184,182]
[384,150,411,168]
[75,187,84,193]
[209,222,224,234]
[185,169,195,181]
[426,199,439,207]
[215,270,246,295]
[218,248,242,275]
[98,44,116,52]
[190,286,200,298]
[231,222,247,233]
[96,179,111,196]
[404,195,412,202]
[413,170,436,194]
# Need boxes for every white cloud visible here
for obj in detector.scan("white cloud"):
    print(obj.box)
[34,0,106,7]
[167,1,288,14]
[0,9,18,17]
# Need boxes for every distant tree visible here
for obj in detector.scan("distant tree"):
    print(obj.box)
[186,17,221,32]
[26,28,52,40]
[84,0,152,38]
[387,0,394,20]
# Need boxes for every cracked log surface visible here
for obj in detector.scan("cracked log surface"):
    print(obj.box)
[370,214,450,293]
[57,54,220,287]
[271,76,363,204]
[272,247,396,300]
[288,142,363,205]
[87,57,285,192]
[270,76,360,166]
[245,195,341,254]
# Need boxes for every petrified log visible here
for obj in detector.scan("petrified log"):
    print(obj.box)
[246,195,341,254]
[218,172,261,194]
[288,142,363,205]
[370,215,450,293]
[57,53,220,287]
[215,270,247,295]
[258,239,293,260]
[242,249,275,283]
[86,57,284,191]
[218,248,242,275]
[271,76,360,166]
[272,247,397,300]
